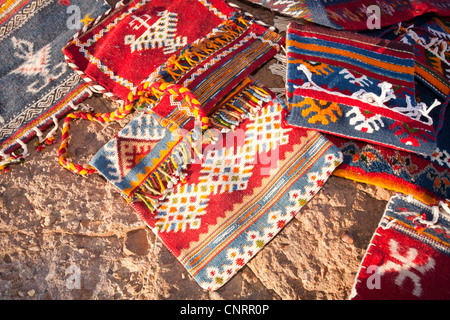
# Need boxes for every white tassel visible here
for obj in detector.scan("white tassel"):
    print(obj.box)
[393,96,441,125]
[351,82,395,108]
[45,115,60,141]
[273,16,292,32]
[15,138,29,157]
[439,200,450,216]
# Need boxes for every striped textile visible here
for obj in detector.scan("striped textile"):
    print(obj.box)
[285,22,445,157]
[327,135,450,205]
[63,0,235,102]
[63,0,284,131]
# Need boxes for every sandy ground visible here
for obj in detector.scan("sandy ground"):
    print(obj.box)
[0,0,396,300]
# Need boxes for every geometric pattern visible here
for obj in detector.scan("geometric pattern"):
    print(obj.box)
[155,101,291,233]
[0,0,110,159]
[90,113,171,184]
[124,11,187,54]
[62,0,236,101]
[285,22,445,157]
[203,150,342,289]
[128,96,343,290]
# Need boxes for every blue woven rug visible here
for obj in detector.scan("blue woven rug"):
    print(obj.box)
[0,0,110,171]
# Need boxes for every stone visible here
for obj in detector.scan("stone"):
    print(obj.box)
[123,229,149,256]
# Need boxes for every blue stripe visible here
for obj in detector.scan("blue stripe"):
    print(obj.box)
[287,46,414,83]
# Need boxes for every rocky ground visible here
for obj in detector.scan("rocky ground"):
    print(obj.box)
[0,0,396,300]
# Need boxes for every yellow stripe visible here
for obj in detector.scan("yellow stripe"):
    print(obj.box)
[386,217,450,250]
[182,133,330,273]
[194,40,272,104]
[415,63,450,96]
[333,168,438,205]
[181,132,323,264]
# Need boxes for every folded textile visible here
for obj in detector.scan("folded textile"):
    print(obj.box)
[0,0,110,172]
[323,16,450,205]
[91,90,343,290]
[89,81,204,200]
[245,0,450,31]
[285,22,446,158]
[350,193,450,300]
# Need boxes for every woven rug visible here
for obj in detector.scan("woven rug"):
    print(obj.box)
[63,0,233,102]
[285,22,447,159]
[319,16,450,206]
[328,135,450,205]
[350,193,450,300]
[245,0,450,31]
[90,90,343,290]
[0,0,110,172]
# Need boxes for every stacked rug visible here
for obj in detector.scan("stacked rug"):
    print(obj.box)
[0,0,110,172]
[8,0,446,295]
[59,0,285,175]
[285,22,443,157]
[284,20,450,205]
[328,136,450,205]
[280,14,450,299]
[246,0,450,31]
[57,0,341,290]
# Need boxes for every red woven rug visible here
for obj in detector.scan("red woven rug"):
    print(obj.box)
[351,194,450,300]
[90,89,343,290]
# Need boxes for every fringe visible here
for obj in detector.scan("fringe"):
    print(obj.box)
[269,51,287,79]
[208,80,272,132]
[132,126,202,212]
[273,16,292,33]
[0,86,94,173]
[268,50,287,98]
[151,12,252,88]
[131,79,274,212]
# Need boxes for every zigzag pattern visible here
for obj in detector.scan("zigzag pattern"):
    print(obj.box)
[0,73,81,140]
[0,0,48,42]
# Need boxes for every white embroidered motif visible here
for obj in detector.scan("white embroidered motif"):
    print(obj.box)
[124,11,187,54]
[379,239,436,297]
[11,37,67,93]
[346,107,384,133]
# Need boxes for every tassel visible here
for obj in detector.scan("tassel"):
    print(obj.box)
[393,96,441,126]
[273,16,292,32]
[136,192,156,211]
[154,15,251,85]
